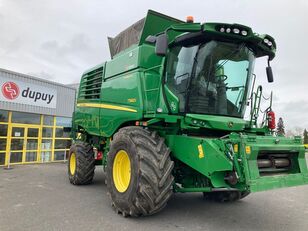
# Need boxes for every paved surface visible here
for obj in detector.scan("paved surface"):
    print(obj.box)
[1,163,308,231]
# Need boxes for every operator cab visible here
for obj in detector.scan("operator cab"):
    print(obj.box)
[166,40,255,118]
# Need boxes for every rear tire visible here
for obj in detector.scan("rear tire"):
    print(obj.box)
[68,141,95,185]
[106,127,174,217]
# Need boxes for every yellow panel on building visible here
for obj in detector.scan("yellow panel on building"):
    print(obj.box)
[0,110,72,166]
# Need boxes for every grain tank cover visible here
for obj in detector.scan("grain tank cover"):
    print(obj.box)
[107,10,183,58]
[108,18,145,59]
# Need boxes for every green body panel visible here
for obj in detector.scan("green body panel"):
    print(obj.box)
[99,71,142,136]
[165,135,232,188]
[165,133,308,192]
[72,10,308,194]
[138,10,183,45]
[105,45,163,79]
[185,114,247,131]
[74,104,101,135]
[238,135,308,192]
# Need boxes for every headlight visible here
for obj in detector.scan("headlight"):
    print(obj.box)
[233,28,240,34]
[217,25,249,37]
[263,38,273,47]
[241,30,248,36]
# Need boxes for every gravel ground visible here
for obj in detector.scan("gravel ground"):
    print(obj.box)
[1,161,308,231]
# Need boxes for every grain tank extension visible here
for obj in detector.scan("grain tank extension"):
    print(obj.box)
[67,10,308,217]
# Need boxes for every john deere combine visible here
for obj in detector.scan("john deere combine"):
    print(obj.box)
[68,10,308,217]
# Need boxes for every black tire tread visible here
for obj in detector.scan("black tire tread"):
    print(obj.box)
[68,141,95,185]
[107,126,174,217]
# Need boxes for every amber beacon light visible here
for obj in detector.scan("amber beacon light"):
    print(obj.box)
[186,16,194,23]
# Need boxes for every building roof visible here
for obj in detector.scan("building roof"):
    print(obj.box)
[0,68,76,90]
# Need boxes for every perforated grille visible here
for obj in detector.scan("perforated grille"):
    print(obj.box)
[79,67,103,99]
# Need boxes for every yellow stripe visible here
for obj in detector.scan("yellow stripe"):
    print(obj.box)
[77,103,137,113]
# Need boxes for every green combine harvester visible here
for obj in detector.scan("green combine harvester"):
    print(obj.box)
[68,10,308,217]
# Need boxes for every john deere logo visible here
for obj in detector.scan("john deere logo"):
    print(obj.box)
[170,101,177,111]
[1,82,20,100]
[228,121,234,128]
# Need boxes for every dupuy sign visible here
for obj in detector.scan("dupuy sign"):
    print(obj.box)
[0,76,57,108]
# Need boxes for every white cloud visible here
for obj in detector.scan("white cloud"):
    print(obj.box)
[0,0,307,128]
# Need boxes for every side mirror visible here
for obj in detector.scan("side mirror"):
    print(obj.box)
[266,66,274,83]
[155,33,168,56]
[145,35,156,44]
[266,58,274,83]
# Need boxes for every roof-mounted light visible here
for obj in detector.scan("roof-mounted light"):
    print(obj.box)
[186,16,194,23]
[241,30,248,36]
[233,28,240,34]
[217,25,249,37]
[263,38,273,47]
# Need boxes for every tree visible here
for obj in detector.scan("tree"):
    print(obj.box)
[276,117,285,136]
[303,129,308,144]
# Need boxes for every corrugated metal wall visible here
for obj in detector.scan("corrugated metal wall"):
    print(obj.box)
[0,68,76,117]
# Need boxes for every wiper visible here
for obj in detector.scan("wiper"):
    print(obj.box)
[227,85,245,91]
[215,43,246,71]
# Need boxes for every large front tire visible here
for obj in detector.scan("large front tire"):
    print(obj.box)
[106,127,174,217]
[68,142,95,185]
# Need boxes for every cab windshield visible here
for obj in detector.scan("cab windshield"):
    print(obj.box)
[166,40,255,118]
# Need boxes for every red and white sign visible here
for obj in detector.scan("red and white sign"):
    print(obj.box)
[0,77,57,108]
[2,82,20,100]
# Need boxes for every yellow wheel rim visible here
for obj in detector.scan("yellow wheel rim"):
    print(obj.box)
[113,150,131,193]
[70,152,76,175]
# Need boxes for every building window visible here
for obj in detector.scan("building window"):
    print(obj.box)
[54,150,66,161]
[0,111,73,166]
[0,154,5,165]
[55,139,71,149]
[28,128,39,137]
[11,127,24,137]
[42,128,53,138]
[0,124,8,136]
[56,117,72,127]
[41,139,52,150]
[10,139,24,150]
[26,139,38,150]
[10,152,23,163]
[26,152,37,162]
[0,139,6,151]
[55,128,70,138]
[41,151,51,162]
[43,115,54,126]
[12,111,40,124]
[0,110,9,122]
